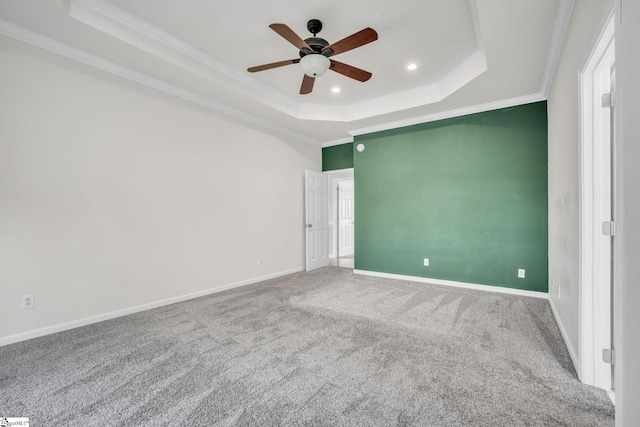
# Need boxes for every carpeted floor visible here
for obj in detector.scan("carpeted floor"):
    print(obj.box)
[0,267,614,426]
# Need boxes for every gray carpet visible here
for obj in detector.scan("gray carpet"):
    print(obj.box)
[0,267,614,426]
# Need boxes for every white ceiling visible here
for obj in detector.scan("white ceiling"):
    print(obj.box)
[0,0,572,145]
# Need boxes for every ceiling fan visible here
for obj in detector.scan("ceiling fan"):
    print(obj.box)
[247,19,378,95]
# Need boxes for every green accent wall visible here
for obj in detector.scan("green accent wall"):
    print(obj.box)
[322,143,354,171]
[353,102,548,292]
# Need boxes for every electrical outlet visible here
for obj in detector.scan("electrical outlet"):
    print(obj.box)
[258,257,263,266]
[22,294,35,310]
[423,258,429,267]
[518,269,526,279]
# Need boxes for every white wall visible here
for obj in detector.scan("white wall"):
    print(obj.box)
[547,0,613,369]
[615,0,640,424]
[0,35,320,344]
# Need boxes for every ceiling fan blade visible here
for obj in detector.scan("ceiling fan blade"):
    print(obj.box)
[322,27,378,57]
[300,74,315,94]
[269,23,313,52]
[247,59,299,73]
[330,60,372,82]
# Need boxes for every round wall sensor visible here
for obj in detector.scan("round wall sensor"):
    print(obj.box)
[356,143,365,152]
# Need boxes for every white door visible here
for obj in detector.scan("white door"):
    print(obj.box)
[579,18,615,392]
[338,180,354,257]
[589,38,615,391]
[305,170,329,271]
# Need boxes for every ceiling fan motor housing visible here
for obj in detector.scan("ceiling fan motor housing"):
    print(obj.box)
[300,37,330,56]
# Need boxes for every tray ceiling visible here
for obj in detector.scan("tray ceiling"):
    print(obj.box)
[0,0,571,144]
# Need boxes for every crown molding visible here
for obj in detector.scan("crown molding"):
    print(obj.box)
[0,19,320,145]
[348,93,546,137]
[68,0,301,115]
[540,0,576,97]
[68,0,486,122]
[322,137,354,148]
[317,93,546,146]
[3,0,554,147]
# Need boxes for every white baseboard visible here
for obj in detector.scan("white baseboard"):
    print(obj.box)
[353,269,549,299]
[548,296,580,377]
[0,267,304,347]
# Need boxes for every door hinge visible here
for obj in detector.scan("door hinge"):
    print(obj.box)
[602,92,614,108]
[603,348,616,365]
[602,221,616,236]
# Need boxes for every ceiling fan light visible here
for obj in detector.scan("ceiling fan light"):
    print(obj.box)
[300,54,331,77]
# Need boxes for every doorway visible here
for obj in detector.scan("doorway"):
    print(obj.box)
[326,169,355,269]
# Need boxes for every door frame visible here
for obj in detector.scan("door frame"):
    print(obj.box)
[325,168,355,259]
[337,179,355,257]
[579,11,615,391]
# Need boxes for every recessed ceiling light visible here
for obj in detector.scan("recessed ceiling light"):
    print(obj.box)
[405,62,419,71]
[331,87,341,93]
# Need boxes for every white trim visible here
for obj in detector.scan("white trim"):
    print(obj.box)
[579,9,616,79]
[322,137,354,148]
[540,0,576,97]
[354,269,548,299]
[349,93,545,137]
[68,0,300,113]
[0,267,304,347]
[578,64,596,385]
[549,296,580,373]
